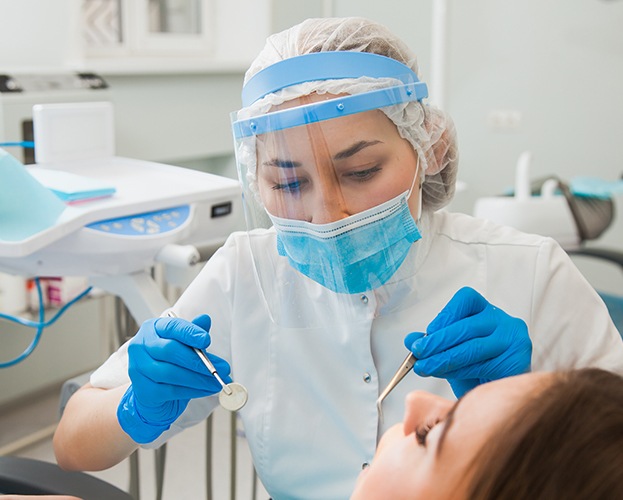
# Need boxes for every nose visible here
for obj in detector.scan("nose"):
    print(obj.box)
[402,391,454,436]
[307,171,350,224]
[305,128,352,224]
[309,194,350,224]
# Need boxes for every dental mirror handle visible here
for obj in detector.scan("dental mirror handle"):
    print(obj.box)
[164,310,233,396]
[193,345,233,395]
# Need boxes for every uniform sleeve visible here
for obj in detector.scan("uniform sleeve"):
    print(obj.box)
[145,234,246,447]
[173,232,243,362]
[89,233,245,447]
[529,237,623,374]
[90,341,131,389]
[89,233,242,390]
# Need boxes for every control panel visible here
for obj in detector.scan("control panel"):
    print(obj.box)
[86,205,190,236]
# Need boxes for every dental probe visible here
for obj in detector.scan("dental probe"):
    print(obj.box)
[376,353,417,423]
[164,310,233,395]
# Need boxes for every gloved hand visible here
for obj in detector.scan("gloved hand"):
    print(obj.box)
[404,287,532,398]
[117,314,231,443]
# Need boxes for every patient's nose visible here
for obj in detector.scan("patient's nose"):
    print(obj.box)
[403,391,454,435]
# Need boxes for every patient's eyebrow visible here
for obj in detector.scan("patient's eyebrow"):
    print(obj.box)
[333,140,382,160]
[436,398,463,457]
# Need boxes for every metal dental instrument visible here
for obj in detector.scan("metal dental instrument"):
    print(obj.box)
[164,311,248,411]
[376,353,417,423]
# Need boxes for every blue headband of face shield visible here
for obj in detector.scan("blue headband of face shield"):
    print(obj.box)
[232,52,428,139]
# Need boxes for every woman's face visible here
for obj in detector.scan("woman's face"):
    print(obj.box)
[255,94,421,223]
[350,372,552,500]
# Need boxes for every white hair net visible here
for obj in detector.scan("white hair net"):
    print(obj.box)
[237,17,459,212]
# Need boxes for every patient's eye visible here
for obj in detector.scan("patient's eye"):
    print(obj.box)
[415,419,441,446]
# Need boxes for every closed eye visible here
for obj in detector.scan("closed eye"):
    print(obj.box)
[344,165,382,182]
[415,418,442,447]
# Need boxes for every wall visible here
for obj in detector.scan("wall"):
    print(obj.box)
[105,72,243,164]
[0,0,82,71]
[445,1,622,207]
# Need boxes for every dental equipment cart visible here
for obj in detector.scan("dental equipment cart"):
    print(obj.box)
[0,101,243,323]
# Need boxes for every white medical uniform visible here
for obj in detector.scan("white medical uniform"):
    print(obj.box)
[91,210,623,500]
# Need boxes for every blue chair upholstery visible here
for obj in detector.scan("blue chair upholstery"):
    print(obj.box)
[568,247,623,339]
[600,291,623,339]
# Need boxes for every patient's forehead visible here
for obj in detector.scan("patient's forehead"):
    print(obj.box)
[459,372,554,423]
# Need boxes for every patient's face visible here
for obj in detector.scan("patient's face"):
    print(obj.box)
[351,372,552,500]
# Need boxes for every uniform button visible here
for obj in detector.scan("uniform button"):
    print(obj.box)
[362,462,370,470]
[360,294,368,304]
[363,373,372,383]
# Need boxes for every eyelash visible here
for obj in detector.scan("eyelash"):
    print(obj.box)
[345,165,382,182]
[415,419,441,446]
[272,166,382,192]
[272,179,306,192]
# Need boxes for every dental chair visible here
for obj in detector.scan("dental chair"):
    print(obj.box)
[561,165,623,334]
[474,152,623,336]
[0,456,133,499]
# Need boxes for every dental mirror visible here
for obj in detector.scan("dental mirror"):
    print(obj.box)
[218,382,249,411]
[165,310,248,411]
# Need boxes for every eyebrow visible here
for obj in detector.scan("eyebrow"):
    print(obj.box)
[262,159,302,169]
[261,139,383,169]
[435,397,464,457]
[332,140,383,160]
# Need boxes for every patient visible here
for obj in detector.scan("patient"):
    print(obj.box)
[351,368,623,499]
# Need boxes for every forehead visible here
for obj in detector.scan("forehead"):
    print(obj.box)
[453,373,553,436]
[272,92,342,110]
[258,101,400,153]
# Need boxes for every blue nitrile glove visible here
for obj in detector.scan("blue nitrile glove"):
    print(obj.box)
[404,287,532,398]
[117,314,231,443]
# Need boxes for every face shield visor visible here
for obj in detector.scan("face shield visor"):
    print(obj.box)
[231,52,428,325]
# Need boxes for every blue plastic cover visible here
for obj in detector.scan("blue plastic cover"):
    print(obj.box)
[28,168,116,203]
[570,176,623,199]
[242,51,422,107]
[233,82,427,139]
[0,149,66,241]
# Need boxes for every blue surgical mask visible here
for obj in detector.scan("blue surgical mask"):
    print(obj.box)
[268,191,422,294]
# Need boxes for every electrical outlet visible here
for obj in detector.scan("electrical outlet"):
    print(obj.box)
[487,109,522,130]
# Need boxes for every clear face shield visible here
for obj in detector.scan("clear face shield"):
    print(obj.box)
[231,52,428,325]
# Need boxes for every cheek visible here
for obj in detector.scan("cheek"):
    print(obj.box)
[348,164,416,213]
[258,181,308,219]
[407,187,422,218]
[385,151,420,198]
[257,179,277,212]
[352,435,433,500]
